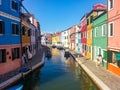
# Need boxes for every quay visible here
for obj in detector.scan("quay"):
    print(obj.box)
[0,46,46,90]
[70,51,120,90]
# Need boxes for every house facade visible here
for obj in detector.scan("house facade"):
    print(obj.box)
[107,0,120,76]
[70,26,76,50]
[81,14,87,56]
[45,33,52,46]
[75,25,81,53]
[86,4,106,60]
[0,0,21,74]
[61,30,69,48]
[21,13,32,61]
[93,12,107,68]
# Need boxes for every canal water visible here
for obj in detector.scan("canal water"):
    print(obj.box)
[21,48,99,90]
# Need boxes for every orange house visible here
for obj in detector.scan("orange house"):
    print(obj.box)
[21,13,31,60]
[107,0,120,76]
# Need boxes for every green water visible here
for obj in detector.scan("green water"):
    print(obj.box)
[21,48,99,90]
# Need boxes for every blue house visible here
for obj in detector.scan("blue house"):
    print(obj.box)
[0,0,21,75]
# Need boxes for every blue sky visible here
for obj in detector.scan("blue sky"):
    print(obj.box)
[23,0,106,34]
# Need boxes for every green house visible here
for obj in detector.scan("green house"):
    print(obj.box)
[93,12,107,69]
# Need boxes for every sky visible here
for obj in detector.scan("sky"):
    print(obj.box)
[23,0,107,34]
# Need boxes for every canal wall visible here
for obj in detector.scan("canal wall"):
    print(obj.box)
[70,53,111,90]
[0,52,45,90]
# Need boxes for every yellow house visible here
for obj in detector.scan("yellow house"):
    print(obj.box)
[52,36,58,45]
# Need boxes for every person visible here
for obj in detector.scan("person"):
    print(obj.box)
[96,54,103,67]
[22,53,28,64]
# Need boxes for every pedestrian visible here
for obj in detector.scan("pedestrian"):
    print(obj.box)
[96,54,103,67]
[22,53,27,64]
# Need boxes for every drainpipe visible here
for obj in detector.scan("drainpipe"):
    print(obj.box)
[20,0,23,70]
[106,0,108,69]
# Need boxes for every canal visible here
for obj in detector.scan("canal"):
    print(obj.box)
[20,48,99,90]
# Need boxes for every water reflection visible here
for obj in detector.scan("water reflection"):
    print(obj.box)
[20,48,99,90]
[22,70,41,90]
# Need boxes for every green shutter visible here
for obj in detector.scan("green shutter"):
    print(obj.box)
[116,53,120,60]
[103,51,107,60]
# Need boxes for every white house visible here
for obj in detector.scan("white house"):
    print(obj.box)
[61,29,69,48]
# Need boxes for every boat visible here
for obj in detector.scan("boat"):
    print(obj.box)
[6,84,23,90]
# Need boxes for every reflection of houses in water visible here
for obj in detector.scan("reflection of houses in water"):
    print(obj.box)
[52,48,60,56]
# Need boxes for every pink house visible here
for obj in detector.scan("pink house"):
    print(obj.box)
[107,0,120,76]
[70,26,76,50]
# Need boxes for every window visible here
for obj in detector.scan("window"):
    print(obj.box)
[12,23,19,35]
[11,0,18,11]
[12,48,20,60]
[0,20,4,34]
[22,26,26,35]
[87,19,89,25]
[95,27,98,37]
[109,22,114,37]
[110,0,113,9]
[0,49,6,63]
[102,24,107,36]
[90,16,93,23]
[108,0,114,10]
[84,32,86,38]
[28,29,31,36]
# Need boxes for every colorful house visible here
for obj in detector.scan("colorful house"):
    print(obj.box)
[70,26,76,50]
[107,0,120,76]
[61,29,69,48]
[34,19,41,51]
[41,34,46,45]
[21,13,32,61]
[75,25,81,53]
[56,32,61,47]
[86,4,106,60]
[81,14,87,56]
[0,0,21,75]
[52,34,58,46]
[45,33,53,46]
[93,12,107,69]
[67,28,71,49]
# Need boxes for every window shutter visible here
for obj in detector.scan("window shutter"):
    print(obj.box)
[2,49,6,63]
[28,29,31,36]
[15,2,18,11]
[16,24,19,34]
[22,26,25,35]
[12,48,15,60]
[0,21,4,34]
[12,23,15,34]
[17,48,20,58]
[12,0,14,9]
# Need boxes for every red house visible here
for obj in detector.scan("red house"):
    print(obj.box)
[81,14,87,56]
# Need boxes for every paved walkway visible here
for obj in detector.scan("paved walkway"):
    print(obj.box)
[70,51,120,90]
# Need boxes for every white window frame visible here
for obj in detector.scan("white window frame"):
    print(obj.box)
[108,22,114,37]
[102,24,107,36]
[95,27,98,37]
[108,0,114,11]
[11,0,18,12]
[11,22,19,35]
